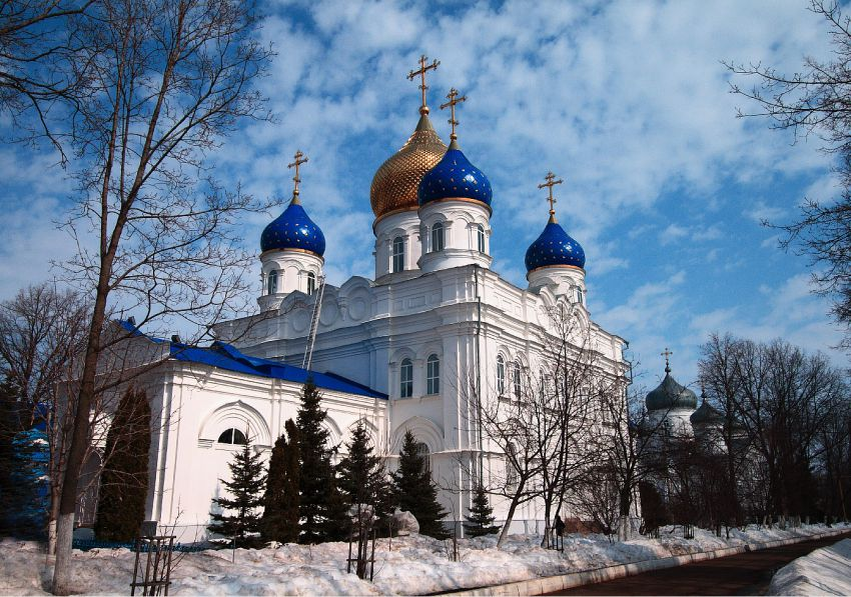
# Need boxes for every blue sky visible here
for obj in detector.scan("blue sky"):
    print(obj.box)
[0,0,847,391]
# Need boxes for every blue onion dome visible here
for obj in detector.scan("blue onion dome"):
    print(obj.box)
[260,198,326,257]
[646,367,698,412]
[524,219,586,272]
[418,140,493,207]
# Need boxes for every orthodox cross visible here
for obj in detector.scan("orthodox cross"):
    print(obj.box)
[408,55,440,115]
[661,347,673,372]
[440,87,467,141]
[288,150,308,201]
[538,172,563,221]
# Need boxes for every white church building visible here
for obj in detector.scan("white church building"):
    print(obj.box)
[119,69,631,542]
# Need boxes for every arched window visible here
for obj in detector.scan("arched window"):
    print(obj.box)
[267,270,278,295]
[392,236,405,273]
[496,355,505,395]
[426,354,440,394]
[476,224,486,253]
[400,358,413,398]
[431,222,444,252]
[307,271,316,295]
[576,287,585,305]
[217,428,247,445]
[415,441,431,473]
[513,361,522,398]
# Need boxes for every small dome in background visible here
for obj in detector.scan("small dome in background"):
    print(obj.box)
[646,369,698,412]
[690,392,724,426]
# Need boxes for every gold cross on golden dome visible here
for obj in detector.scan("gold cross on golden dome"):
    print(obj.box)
[288,150,308,202]
[440,88,467,141]
[538,172,563,222]
[408,55,440,115]
[661,347,673,371]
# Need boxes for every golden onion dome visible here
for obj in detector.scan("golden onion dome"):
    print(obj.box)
[370,112,446,221]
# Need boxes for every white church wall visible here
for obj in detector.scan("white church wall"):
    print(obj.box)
[144,362,387,543]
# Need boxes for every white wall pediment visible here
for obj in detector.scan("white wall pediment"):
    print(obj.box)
[198,400,272,448]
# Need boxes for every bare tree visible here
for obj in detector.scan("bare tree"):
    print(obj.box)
[0,284,88,417]
[698,335,849,525]
[0,284,91,548]
[0,285,154,552]
[27,1,277,592]
[590,384,663,540]
[465,303,626,548]
[726,0,851,350]
[0,0,94,160]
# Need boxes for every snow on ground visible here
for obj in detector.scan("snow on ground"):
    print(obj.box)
[769,538,851,596]
[2,523,848,596]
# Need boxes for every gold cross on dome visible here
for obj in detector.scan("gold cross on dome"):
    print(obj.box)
[440,88,467,141]
[538,172,563,221]
[408,55,440,115]
[661,347,673,370]
[288,150,308,201]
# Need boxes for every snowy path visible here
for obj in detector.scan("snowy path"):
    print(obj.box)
[1,524,848,596]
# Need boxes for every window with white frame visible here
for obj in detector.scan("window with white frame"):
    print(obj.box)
[217,428,247,445]
[513,361,522,398]
[431,222,445,252]
[267,270,278,295]
[475,224,486,253]
[506,443,518,490]
[400,358,413,398]
[415,441,431,473]
[392,236,405,273]
[426,354,440,394]
[496,354,505,395]
[307,271,316,295]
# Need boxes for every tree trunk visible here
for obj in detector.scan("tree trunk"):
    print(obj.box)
[496,499,519,548]
[52,281,110,594]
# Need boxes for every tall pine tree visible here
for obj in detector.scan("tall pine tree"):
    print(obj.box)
[261,419,300,544]
[94,386,151,541]
[208,431,267,548]
[393,430,449,539]
[463,485,500,537]
[296,380,348,543]
[337,419,396,523]
[0,378,44,538]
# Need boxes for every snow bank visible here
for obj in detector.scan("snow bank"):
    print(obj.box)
[2,523,848,596]
[769,538,851,596]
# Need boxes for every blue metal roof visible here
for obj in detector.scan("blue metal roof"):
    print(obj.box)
[118,320,386,399]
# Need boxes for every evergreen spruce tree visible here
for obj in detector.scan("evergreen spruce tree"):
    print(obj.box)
[208,431,267,548]
[337,419,396,524]
[296,380,348,543]
[94,386,151,541]
[393,430,449,539]
[0,378,49,539]
[261,419,300,544]
[463,485,501,537]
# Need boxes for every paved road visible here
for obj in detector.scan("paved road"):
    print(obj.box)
[544,531,851,596]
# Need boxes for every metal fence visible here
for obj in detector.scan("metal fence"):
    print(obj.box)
[72,538,207,553]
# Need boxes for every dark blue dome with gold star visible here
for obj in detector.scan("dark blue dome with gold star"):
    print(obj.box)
[418,144,492,207]
[525,220,585,272]
[260,200,325,257]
